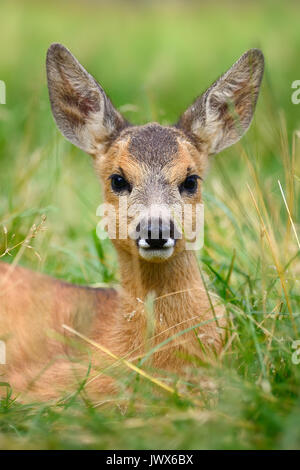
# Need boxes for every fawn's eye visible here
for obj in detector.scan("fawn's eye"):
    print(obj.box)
[179,175,200,194]
[110,174,131,193]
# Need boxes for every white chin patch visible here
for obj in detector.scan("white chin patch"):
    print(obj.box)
[138,238,175,261]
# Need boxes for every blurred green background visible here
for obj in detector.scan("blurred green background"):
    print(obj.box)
[0,0,300,450]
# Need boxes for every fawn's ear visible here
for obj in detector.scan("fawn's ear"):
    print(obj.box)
[177,49,264,155]
[46,43,127,155]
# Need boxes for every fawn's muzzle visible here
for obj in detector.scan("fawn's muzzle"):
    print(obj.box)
[135,217,178,261]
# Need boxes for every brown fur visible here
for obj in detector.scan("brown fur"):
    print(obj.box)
[0,44,264,401]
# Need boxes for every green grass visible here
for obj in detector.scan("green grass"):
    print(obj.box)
[0,0,300,450]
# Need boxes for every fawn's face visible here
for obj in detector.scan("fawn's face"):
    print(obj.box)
[95,123,207,261]
[46,44,264,262]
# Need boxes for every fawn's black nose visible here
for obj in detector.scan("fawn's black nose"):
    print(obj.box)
[137,218,175,250]
[146,230,167,249]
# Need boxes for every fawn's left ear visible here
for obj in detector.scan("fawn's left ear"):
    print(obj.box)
[176,49,264,155]
[46,43,128,155]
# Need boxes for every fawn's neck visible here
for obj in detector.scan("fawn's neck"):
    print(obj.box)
[108,249,223,367]
[119,249,201,301]
[117,249,207,334]
[113,249,219,367]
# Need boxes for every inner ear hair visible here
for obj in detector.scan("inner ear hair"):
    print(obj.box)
[46,43,128,155]
[176,49,264,155]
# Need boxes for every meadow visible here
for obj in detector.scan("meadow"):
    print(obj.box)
[0,0,300,450]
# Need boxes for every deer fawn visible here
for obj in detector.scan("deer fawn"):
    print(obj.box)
[0,45,264,401]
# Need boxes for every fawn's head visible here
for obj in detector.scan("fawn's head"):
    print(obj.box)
[46,44,264,263]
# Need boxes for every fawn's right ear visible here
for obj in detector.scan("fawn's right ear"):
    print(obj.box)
[46,43,127,156]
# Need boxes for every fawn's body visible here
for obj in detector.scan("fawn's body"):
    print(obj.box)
[0,250,222,400]
[0,45,264,401]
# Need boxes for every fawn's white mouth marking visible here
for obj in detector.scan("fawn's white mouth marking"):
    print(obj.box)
[138,238,175,260]
[138,238,175,249]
